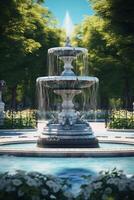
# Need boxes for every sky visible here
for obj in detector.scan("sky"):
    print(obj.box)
[44,0,93,26]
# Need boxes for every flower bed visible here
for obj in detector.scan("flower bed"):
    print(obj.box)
[78,169,134,200]
[109,118,134,129]
[0,170,134,200]
[108,110,134,129]
[0,110,37,129]
[0,171,74,200]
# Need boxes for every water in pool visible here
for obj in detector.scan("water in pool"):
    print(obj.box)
[0,154,133,174]
[0,142,134,176]
[0,155,133,193]
[0,140,134,193]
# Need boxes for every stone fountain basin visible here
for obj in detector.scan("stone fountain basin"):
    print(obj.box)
[37,76,98,89]
[48,47,88,57]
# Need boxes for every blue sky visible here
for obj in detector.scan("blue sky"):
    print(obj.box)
[44,0,93,26]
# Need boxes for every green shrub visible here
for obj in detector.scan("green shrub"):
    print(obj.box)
[109,118,134,129]
[108,110,134,129]
[0,110,37,129]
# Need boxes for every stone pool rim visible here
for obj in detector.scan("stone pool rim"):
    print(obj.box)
[0,137,134,158]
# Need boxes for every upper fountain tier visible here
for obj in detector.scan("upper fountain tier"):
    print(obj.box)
[37,44,99,89]
[48,46,88,57]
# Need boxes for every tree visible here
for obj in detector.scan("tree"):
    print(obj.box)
[90,0,134,109]
[0,0,61,109]
[73,0,134,109]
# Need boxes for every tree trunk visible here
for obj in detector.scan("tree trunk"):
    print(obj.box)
[11,85,17,110]
[122,68,131,110]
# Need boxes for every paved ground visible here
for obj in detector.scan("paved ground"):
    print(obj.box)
[0,129,36,136]
[0,122,134,136]
[90,122,134,137]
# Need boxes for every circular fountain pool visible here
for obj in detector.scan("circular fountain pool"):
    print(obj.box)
[0,139,134,157]
[0,140,134,193]
[0,140,133,173]
[0,135,133,193]
[0,154,134,194]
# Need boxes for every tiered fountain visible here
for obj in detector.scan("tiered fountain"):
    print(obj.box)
[0,12,134,178]
[36,19,99,148]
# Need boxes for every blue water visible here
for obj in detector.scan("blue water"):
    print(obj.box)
[0,155,133,193]
[0,155,133,176]
[0,142,133,176]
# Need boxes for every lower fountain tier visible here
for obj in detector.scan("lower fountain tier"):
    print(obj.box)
[37,123,99,148]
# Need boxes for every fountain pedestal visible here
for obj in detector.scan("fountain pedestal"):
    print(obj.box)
[54,89,81,125]
[37,88,99,148]
[37,122,99,148]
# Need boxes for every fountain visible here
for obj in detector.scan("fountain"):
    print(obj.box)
[36,14,99,148]
[37,49,99,147]
[0,12,134,182]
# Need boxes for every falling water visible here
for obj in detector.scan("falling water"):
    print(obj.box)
[37,11,99,122]
[48,48,89,76]
[37,78,99,122]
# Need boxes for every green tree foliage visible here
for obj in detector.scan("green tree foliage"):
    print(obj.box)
[73,0,134,109]
[91,0,134,108]
[0,0,61,109]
